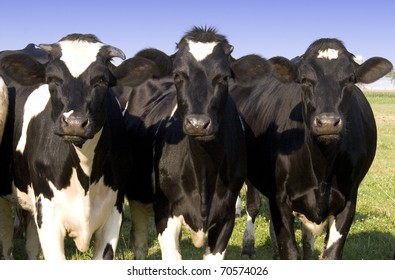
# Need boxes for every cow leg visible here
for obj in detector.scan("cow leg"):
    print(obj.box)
[204,212,236,260]
[128,200,154,260]
[25,212,41,259]
[36,205,66,259]
[0,197,14,259]
[321,201,356,259]
[92,205,123,260]
[157,215,183,260]
[300,222,316,260]
[235,195,242,217]
[269,200,300,259]
[241,184,261,258]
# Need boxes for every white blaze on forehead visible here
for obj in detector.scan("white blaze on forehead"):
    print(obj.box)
[187,40,218,61]
[59,40,104,78]
[16,85,51,153]
[317,48,339,60]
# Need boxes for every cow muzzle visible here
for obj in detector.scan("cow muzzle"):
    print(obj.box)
[183,114,215,140]
[58,112,91,145]
[312,113,343,141]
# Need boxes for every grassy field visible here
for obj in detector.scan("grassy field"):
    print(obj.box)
[11,91,395,260]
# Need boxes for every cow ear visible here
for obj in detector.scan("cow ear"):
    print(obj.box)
[111,48,172,87]
[111,57,160,87]
[231,54,272,86]
[355,57,393,84]
[135,48,173,77]
[269,56,298,82]
[0,53,46,86]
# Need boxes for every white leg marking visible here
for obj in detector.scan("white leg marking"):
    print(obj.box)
[326,216,343,249]
[235,195,242,216]
[92,205,122,260]
[36,194,67,260]
[203,247,226,260]
[158,216,183,260]
[242,211,256,246]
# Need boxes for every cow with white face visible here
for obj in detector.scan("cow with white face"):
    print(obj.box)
[0,34,149,259]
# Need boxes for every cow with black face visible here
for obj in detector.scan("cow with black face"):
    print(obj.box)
[230,38,393,259]
[118,27,271,260]
[0,34,149,259]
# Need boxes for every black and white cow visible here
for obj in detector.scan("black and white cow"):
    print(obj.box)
[230,38,393,259]
[117,27,270,260]
[0,34,147,259]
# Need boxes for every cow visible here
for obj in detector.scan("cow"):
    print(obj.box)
[230,38,393,259]
[0,34,151,259]
[116,26,271,260]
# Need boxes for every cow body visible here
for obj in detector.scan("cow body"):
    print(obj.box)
[0,35,145,259]
[119,27,270,260]
[231,38,392,259]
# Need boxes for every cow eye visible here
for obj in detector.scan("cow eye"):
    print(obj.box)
[173,72,187,85]
[299,77,315,86]
[47,76,62,86]
[92,77,108,88]
[215,75,229,87]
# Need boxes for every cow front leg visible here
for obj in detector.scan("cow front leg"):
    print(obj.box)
[204,213,236,260]
[25,212,41,259]
[157,215,183,260]
[129,200,153,260]
[36,197,66,259]
[0,197,14,259]
[92,205,123,260]
[269,200,300,259]
[321,201,356,259]
[242,184,261,258]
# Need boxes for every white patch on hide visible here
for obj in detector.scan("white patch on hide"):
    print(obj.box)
[317,48,339,60]
[16,85,50,154]
[59,40,104,78]
[187,40,218,61]
[73,128,103,176]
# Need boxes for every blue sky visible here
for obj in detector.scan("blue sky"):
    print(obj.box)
[0,0,394,65]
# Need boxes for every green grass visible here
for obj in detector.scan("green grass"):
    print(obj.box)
[10,91,395,260]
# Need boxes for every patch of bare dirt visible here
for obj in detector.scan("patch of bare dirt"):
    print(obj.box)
[375,115,395,123]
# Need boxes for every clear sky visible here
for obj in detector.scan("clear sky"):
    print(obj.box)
[0,0,393,65]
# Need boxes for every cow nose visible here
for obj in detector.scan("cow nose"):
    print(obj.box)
[61,113,90,137]
[184,114,212,136]
[313,113,343,135]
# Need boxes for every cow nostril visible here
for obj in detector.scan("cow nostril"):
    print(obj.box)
[81,119,90,129]
[333,117,341,127]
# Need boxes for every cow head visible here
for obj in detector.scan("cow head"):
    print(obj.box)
[274,38,393,144]
[0,34,150,147]
[168,26,234,140]
[170,26,271,141]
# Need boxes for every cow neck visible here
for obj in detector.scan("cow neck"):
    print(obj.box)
[72,127,104,179]
[305,135,340,188]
